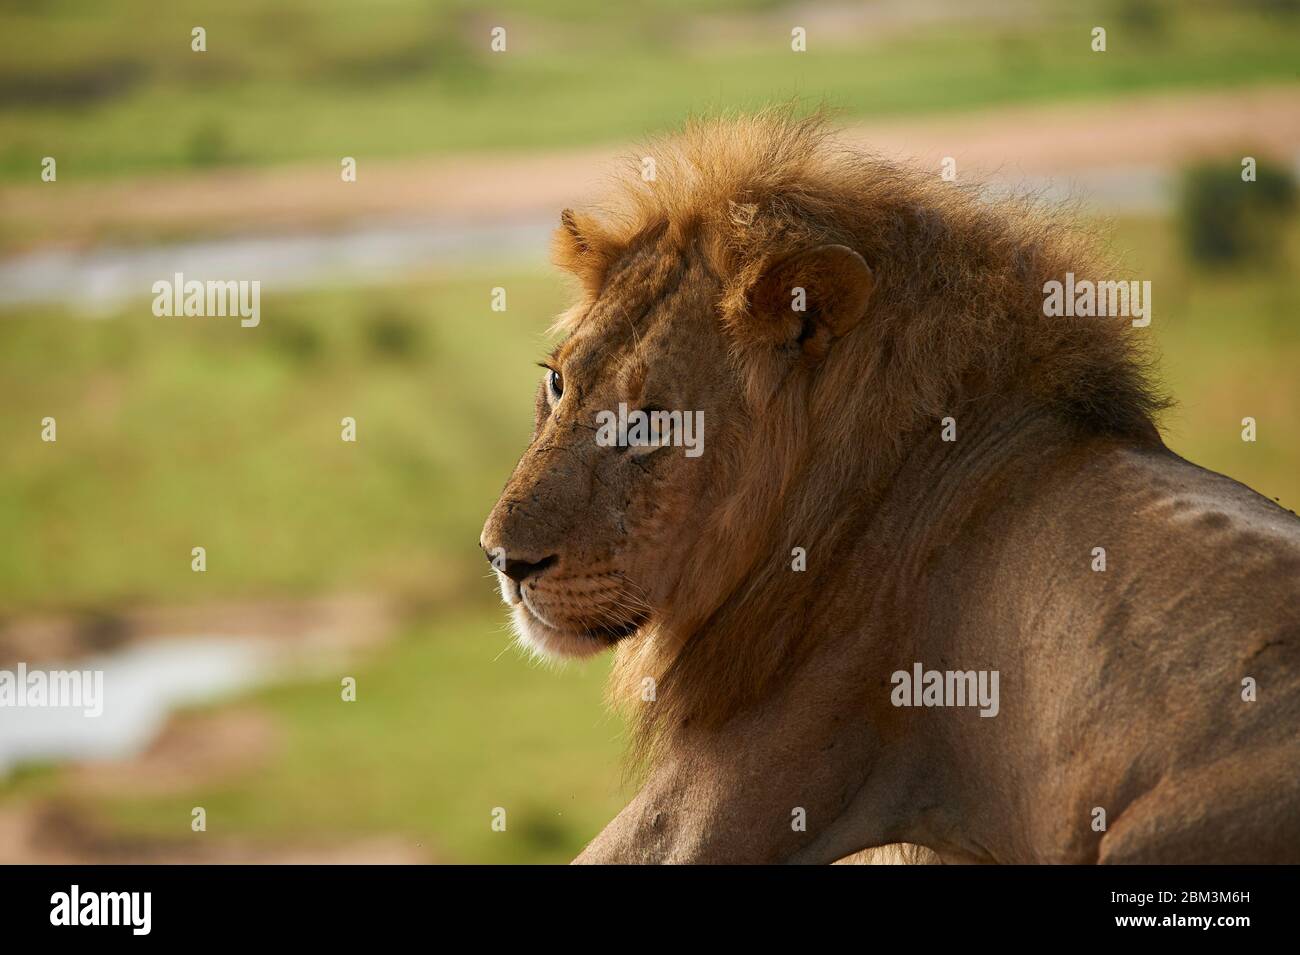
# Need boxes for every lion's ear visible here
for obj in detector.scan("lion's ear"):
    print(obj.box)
[553,208,616,296]
[748,244,874,361]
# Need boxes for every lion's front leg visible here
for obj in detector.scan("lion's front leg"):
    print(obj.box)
[573,738,895,864]
[572,757,763,864]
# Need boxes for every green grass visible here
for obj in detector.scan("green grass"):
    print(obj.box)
[1105,215,1300,508]
[2,0,1299,180]
[0,270,568,610]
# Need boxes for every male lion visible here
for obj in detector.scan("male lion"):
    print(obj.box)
[479,113,1300,864]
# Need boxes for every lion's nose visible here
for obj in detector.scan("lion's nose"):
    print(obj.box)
[483,549,558,583]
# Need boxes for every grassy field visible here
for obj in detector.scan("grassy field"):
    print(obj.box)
[0,213,1296,861]
[0,271,564,610]
[2,1,1299,180]
[1111,216,1299,505]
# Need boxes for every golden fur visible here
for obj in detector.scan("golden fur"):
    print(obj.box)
[549,110,1164,761]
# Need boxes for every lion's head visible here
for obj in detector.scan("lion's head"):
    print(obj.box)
[481,111,1161,736]
[479,208,872,658]
[478,218,743,658]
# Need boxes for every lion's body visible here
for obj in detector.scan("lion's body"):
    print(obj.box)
[574,412,1300,863]
[481,112,1300,864]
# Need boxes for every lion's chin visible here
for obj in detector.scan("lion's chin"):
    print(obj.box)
[510,605,613,660]
[509,600,647,660]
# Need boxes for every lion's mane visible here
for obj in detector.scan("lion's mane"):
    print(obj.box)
[552,110,1166,763]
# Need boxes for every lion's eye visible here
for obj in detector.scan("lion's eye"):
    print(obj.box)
[546,368,564,403]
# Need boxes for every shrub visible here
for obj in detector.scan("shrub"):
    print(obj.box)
[1178,158,1297,266]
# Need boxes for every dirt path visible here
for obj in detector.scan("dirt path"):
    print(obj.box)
[0,594,395,669]
[4,84,1298,252]
[0,706,432,863]
[0,800,431,864]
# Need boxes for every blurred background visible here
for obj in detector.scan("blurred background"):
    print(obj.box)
[0,0,1296,863]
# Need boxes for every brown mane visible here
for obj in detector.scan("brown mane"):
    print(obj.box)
[550,109,1168,765]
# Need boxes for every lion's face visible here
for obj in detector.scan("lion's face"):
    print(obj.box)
[480,232,740,658]
[480,202,875,660]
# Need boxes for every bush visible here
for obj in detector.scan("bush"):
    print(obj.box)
[1178,158,1297,266]
[365,306,423,360]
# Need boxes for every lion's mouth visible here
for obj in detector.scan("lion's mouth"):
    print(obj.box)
[514,588,647,655]
[520,591,645,643]
[585,613,647,644]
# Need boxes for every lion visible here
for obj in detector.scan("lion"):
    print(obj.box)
[479,111,1300,864]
